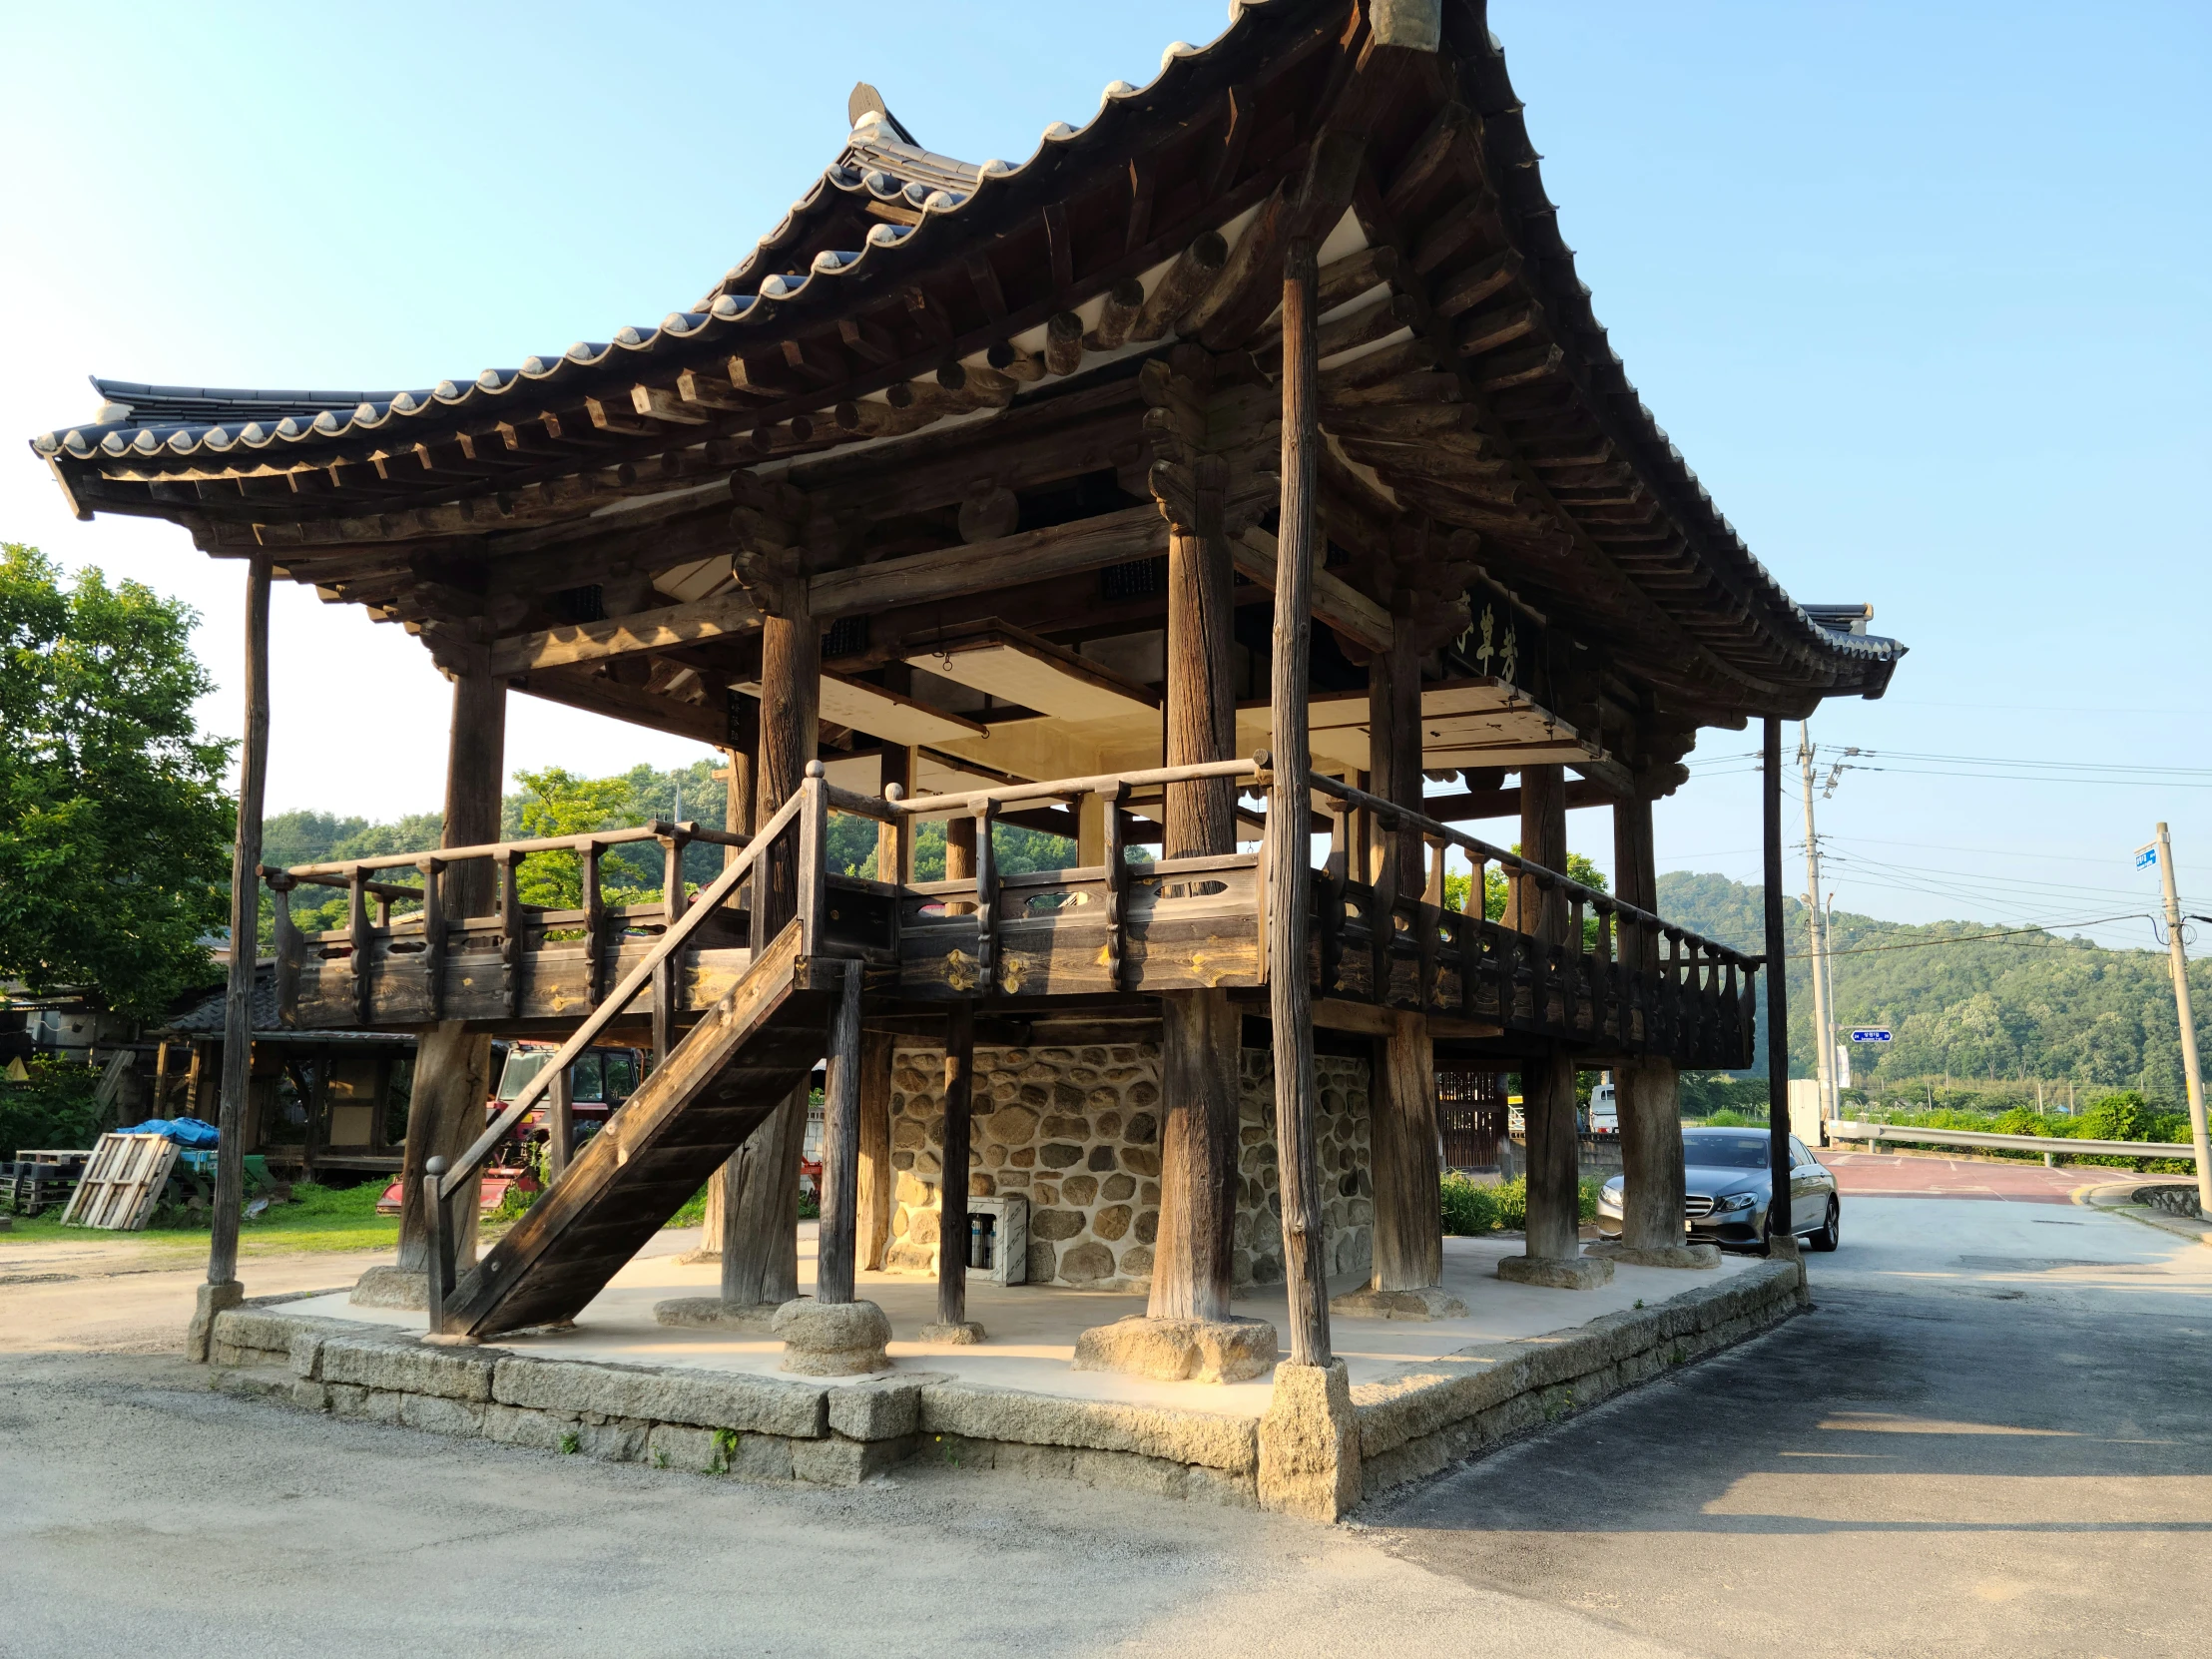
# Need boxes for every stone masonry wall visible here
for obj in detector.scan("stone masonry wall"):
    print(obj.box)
[882,1042,1373,1294]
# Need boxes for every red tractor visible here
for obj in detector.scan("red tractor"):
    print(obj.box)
[376,1042,645,1215]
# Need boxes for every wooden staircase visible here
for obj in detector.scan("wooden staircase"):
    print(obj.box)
[439,924,831,1340]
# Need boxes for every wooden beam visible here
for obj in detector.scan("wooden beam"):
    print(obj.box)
[1229,526,1393,653]
[489,586,763,678]
[519,669,727,747]
[1422,777,1619,821]
[810,504,1169,620]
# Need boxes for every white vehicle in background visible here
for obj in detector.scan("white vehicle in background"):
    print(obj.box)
[1587,1077,1618,1139]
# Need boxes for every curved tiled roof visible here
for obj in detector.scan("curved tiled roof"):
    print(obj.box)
[28,0,1901,710]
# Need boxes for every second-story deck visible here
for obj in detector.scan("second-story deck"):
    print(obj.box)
[266,761,1759,1069]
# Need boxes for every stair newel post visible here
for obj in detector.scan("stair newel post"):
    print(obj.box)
[815,961,864,1306]
[654,828,690,1069]
[797,761,828,955]
[423,1155,452,1334]
[546,1058,572,1181]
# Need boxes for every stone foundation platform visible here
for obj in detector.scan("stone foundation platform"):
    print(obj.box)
[205,1256,1805,1515]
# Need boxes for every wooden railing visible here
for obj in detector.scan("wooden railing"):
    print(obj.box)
[1298,771,1761,1055]
[259,755,1759,1065]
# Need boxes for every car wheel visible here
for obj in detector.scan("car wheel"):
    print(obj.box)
[1809,1196,1840,1252]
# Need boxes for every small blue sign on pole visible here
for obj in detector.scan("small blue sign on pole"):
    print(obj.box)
[2136,843,2158,871]
[1849,1028,1892,1044]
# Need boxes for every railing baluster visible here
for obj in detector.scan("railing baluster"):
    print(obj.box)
[973,796,999,993]
[418,857,447,1021]
[267,870,301,1029]
[797,763,829,957]
[653,827,691,1068]
[347,867,372,1025]
[1103,784,1128,993]
[581,838,607,1003]
[500,848,525,1023]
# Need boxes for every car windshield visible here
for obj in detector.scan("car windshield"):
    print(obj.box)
[1684,1134,1772,1170]
[495,1049,552,1102]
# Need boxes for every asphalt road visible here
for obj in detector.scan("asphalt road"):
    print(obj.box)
[1374,1194,2212,1659]
[3,1178,2205,1659]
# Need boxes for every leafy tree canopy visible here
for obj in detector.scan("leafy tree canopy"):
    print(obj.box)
[0,544,233,1018]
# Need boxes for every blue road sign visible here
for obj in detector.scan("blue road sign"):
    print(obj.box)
[2136,844,2158,870]
[1850,1029,1892,1043]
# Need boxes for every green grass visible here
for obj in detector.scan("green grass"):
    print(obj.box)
[3,1178,400,1255]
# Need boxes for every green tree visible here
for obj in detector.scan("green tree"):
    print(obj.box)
[0,545,232,1018]
[509,767,656,909]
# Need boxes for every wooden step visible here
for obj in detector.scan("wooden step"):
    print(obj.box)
[442,925,832,1340]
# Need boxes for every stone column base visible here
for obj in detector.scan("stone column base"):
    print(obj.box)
[350,1264,427,1310]
[774,1298,892,1377]
[186,1280,245,1363]
[653,1297,781,1331]
[1071,1315,1279,1383]
[1582,1241,1722,1270]
[1496,1253,1615,1290]
[1257,1359,1362,1520]
[1330,1284,1470,1321]
[1765,1231,1807,1291]
[917,1321,986,1345]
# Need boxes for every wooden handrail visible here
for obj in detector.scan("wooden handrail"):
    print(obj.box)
[436,787,809,1203]
[284,820,748,881]
[1297,768,1763,973]
[885,757,1260,817]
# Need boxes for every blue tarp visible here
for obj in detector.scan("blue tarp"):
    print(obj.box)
[116,1117,220,1148]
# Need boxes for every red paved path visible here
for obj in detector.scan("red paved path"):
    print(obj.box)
[1820,1150,2091,1204]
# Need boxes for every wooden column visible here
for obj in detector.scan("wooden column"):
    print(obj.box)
[1762,717,1793,1243]
[395,665,505,1278]
[1522,1045,1583,1260]
[1368,1010,1444,1291]
[700,698,759,1261]
[206,555,272,1295]
[545,1061,573,1181]
[719,1082,805,1308]
[1613,795,1684,1249]
[1519,764,1578,1259]
[395,1019,491,1273]
[1361,625,1446,1299]
[815,962,864,1304]
[1269,237,1331,1368]
[935,1000,977,1333]
[722,588,820,1306]
[877,746,914,882]
[854,1030,896,1272]
[1150,435,1240,1327]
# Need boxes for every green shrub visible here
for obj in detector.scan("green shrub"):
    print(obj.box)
[1438,1173,1599,1235]
[0,1057,101,1159]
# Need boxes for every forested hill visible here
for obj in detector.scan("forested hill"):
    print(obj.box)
[1656,871,2209,1107]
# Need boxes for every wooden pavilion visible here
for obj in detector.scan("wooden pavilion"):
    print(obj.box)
[31,0,1900,1418]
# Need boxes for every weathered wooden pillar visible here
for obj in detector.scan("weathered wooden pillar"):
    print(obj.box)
[697,699,760,1265]
[815,961,864,1304]
[355,664,506,1311]
[854,1030,896,1272]
[1149,447,1240,1329]
[1498,765,1611,1289]
[722,587,820,1311]
[877,745,914,882]
[189,554,270,1361]
[1594,795,1714,1269]
[1762,717,1797,1260]
[924,999,982,1341]
[1334,630,1462,1318]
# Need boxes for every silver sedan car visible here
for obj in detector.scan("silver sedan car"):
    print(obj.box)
[1596,1127,1841,1252]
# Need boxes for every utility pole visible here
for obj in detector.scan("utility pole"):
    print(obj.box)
[2151,824,2212,1213]
[1825,890,1844,1127]
[1798,726,1834,1129]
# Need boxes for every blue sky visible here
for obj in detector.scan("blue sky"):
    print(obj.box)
[4,2,2206,952]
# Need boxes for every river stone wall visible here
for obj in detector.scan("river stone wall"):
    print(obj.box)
[881,1042,1373,1293]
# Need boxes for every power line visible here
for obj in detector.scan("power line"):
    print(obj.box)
[1784,912,2153,958]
